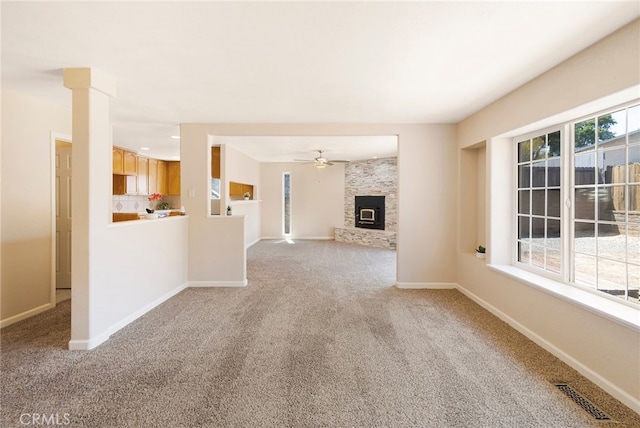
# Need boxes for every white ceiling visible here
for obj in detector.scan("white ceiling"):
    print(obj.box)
[2,2,638,161]
[214,135,398,163]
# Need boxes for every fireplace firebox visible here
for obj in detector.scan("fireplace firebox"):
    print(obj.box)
[355,196,385,230]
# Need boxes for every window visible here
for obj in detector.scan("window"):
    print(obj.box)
[517,129,562,275]
[515,102,639,305]
[283,172,291,235]
[211,178,220,199]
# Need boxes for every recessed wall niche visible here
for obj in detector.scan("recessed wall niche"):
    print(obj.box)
[459,141,486,254]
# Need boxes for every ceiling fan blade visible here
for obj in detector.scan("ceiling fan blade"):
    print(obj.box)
[294,159,314,162]
[329,160,350,163]
[325,161,334,166]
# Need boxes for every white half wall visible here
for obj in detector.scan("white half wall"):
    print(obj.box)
[228,201,261,247]
[181,127,249,285]
[69,217,189,350]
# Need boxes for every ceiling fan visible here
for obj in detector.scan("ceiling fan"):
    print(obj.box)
[294,150,350,169]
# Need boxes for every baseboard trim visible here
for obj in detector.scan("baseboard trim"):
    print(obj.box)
[246,238,261,248]
[188,280,248,288]
[455,283,640,415]
[69,335,110,351]
[1,302,54,329]
[396,282,457,289]
[261,236,334,241]
[68,282,189,351]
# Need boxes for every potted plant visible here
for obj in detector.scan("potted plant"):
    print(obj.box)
[243,192,251,200]
[226,205,232,216]
[148,192,163,208]
[476,245,486,259]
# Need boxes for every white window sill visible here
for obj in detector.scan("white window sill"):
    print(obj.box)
[487,264,640,332]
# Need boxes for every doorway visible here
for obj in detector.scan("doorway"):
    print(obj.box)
[54,138,72,300]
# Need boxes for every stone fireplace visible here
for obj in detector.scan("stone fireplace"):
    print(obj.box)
[335,157,397,249]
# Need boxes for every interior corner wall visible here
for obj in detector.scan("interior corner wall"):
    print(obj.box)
[224,144,261,195]
[456,19,640,412]
[260,162,345,239]
[1,88,71,324]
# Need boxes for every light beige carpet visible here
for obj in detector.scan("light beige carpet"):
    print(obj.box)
[2,240,639,427]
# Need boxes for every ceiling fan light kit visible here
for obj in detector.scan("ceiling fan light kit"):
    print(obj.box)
[295,150,350,169]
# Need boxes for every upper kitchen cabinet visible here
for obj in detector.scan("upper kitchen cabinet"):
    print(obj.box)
[167,161,181,195]
[157,160,168,195]
[113,147,137,175]
[211,146,221,179]
[148,158,158,195]
[112,148,177,196]
[113,148,124,174]
[124,151,137,175]
[229,181,254,199]
[137,157,149,195]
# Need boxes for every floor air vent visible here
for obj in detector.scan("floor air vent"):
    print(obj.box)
[555,384,611,420]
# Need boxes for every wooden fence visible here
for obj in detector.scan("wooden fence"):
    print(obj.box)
[608,162,640,212]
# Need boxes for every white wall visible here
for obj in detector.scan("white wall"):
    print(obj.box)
[223,144,260,196]
[180,127,248,286]
[1,88,71,325]
[228,201,261,247]
[70,217,189,349]
[261,162,344,239]
[457,19,640,412]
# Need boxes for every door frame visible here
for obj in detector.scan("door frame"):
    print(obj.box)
[50,131,72,308]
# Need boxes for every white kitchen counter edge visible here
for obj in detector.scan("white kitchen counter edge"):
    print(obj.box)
[108,215,189,227]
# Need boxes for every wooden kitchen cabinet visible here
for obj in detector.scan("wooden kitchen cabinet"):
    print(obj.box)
[148,158,158,195]
[211,146,221,179]
[113,174,138,195]
[229,181,243,197]
[113,147,137,176]
[157,160,167,195]
[137,157,149,195]
[113,148,124,174]
[112,148,175,196]
[229,181,254,199]
[166,161,180,195]
[113,174,126,195]
[123,151,137,175]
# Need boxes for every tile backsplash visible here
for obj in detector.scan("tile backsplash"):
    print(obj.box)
[112,195,181,213]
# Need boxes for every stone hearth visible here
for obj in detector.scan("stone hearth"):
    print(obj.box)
[335,227,396,249]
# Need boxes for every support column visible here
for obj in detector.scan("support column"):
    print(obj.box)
[63,68,116,350]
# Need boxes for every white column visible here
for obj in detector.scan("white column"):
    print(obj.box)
[63,68,116,350]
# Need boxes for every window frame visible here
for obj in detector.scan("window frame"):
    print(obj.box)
[512,100,640,308]
[513,125,567,282]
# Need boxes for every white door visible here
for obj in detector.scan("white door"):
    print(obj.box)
[56,142,72,289]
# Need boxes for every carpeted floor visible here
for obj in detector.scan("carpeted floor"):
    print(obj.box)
[2,240,639,427]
